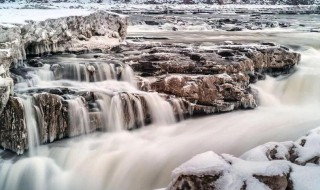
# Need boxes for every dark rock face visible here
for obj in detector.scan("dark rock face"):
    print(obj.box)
[27,59,44,67]
[253,175,289,190]
[33,93,69,144]
[0,94,69,153]
[172,174,221,190]
[0,97,27,154]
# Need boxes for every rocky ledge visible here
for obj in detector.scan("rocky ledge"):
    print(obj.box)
[0,11,128,114]
[168,127,320,190]
[0,41,300,154]
[117,42,300,115]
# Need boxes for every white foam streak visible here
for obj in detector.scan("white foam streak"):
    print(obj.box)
[21,96,40,156]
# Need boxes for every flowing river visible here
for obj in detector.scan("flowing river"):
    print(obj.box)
[1,14,320,190]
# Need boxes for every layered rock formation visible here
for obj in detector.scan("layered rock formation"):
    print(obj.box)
[0,11,128,153]
[0,40,300,154]
[118,42,300,115]
[168,127,320,190]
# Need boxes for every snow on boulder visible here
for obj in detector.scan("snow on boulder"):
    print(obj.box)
[168,127,320,190]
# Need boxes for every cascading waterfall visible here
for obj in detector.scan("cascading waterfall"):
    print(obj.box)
[1,46,319,190]
[143,93,176,125]
[121,65,137,87]
[61,62,119,82]
[11,55,177,148]
[67,97,91,137]
[256,47,320,107]
[20,96,40,156]
[107,94,126,131]
[170,98,185,121]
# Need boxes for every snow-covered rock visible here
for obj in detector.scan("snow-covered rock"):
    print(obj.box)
[168,127,320,190]
[0,10,127,116]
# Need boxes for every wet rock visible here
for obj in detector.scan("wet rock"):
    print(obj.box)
[226,26,243,31]
[28,59,44,67]
[33,93,69,144]
[145,20,161,25]
[310,28,320,33]
[0,97,27,154]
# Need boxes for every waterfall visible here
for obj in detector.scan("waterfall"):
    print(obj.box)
[170,98,185,121]
[255,47,320,107]
[3,47,320,190]
[0,46,320,190]
[108,94,126,131]
[67,97,91,137]
[6,46,320,190]
[0,158,62,190]
[143,92,176,125]
[121,64,137,88]
[37,64,55,81]
[21,96,40,156]
[96,93,145,131]
[62,62,88,82]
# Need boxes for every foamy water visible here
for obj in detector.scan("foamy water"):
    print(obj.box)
[0,46,320,190]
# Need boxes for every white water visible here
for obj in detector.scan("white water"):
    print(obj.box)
[67,97,91,137]
[0,46,319,190]
[20,96,41,156]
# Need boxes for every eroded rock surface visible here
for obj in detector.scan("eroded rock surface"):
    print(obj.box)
[117,42,300,115]
[0,97,26,154]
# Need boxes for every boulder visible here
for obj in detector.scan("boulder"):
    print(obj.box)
[168,127,320,190]
[0,97,27,154]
